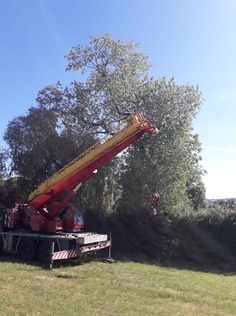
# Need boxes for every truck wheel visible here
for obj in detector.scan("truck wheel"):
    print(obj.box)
[19,239,37,261]
[38,241,51,263]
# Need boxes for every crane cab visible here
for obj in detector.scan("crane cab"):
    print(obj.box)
[59,204,84,232]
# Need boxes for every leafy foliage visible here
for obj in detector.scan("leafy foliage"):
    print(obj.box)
[0,183,19,211]
[34,34,207,214]
[3,107,95,199]
[37,34,151,134]
[118,78,206,214]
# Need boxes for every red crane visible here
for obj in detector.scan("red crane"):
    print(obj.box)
[4,112,158,233]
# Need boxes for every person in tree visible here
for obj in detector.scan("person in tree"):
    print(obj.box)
[150,192,160,215]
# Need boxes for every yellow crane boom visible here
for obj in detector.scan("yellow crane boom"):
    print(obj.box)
[29,112,157,212]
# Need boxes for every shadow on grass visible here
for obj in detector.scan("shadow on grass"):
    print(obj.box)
[111,250,236,276]
[1,251,236,276]
[0,250,112,271]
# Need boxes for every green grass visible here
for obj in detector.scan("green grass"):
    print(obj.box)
[0,257,236,316]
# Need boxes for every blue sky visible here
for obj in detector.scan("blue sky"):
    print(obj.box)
[1,0,236,199]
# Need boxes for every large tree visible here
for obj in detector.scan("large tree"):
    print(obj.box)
[5,34,206,213]
[118,78,206,214]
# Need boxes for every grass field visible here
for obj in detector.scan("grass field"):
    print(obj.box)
[0,256,236,316]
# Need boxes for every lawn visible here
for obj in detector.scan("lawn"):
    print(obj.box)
[0,257,236,315]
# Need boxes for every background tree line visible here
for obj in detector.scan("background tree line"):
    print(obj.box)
[1,34,235,271]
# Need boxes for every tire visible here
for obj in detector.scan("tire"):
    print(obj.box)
[19,239,37,261]
[38,241,52,263]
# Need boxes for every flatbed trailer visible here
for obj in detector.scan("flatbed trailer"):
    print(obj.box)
[0,229,111,265]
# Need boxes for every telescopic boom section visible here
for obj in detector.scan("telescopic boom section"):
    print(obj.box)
[28,112,158,219]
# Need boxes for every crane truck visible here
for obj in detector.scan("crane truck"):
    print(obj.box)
[0,112,157,264]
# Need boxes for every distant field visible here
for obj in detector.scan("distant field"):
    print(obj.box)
[0,257,236,316]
